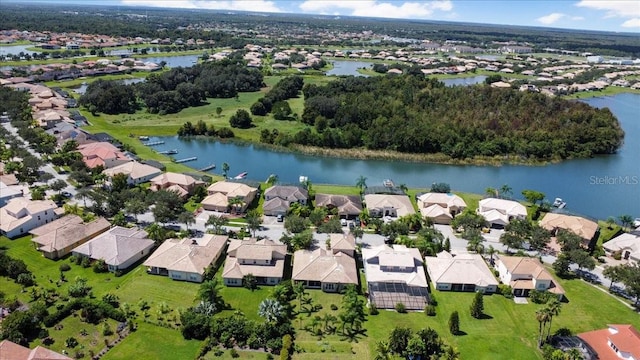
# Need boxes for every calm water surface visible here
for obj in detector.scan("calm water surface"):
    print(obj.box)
[325,60,372,77]
[152,93,639,220]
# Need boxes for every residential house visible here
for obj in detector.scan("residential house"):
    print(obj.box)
[602,232,640,262]
[326,232,356,257]
[222,238,287,286]
[417,193,467,224]
[0,339,72,360]
[103,161,163,185]
[578,324,640,360]
[0,180,23,207]
[144,234,228,283]
[314,194,362,219]
[292,248,357,292]
[425,252,498,293]
[149,172,204,199]
[201,181,258,213]
[540,213,599,248]
[77,141,131,169]
[364,194,414,218]
[495,255,565,299]
[477,198,527,228]
[72,227,154,272]
[263,185,308,216]
[362,244,430,310]
[0,198,60,239]
[30,215,111,259]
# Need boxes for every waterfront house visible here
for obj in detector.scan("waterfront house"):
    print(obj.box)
[222,238,287,286]
[495,255,565,299]
[0,198,60,239]
[477,198,527,228]
[602,232,640,262]
[362,244,430,310]
[314,194,363,219]
[417,192,467,224]
[144,234,228,283]
[578,324,640,360]
[263,185,308,216]
[539,213,599,249]
[72,226,154,272]
[77,141,131,169]
[102,161,163,185]
[149,172,205,199]
[30,215,111,259]
[364,194,414,218]
[202,181,258,213]
[426,251,498,293]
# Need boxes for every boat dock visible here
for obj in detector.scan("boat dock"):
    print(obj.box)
[174,157,197,163]
[144,141,165,146]
[157,149,178,155]
[199,164,216,171]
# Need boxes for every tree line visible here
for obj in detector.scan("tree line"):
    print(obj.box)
[258,75,624,161]
[80,60,264,115]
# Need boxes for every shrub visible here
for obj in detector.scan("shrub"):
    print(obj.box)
[395,303,406,313]
[449,311,460,335]
[369,303,379,315]
[425,305,436,316]
[612,251,622,260]
[229,348,239,358]
[102,322,113,336]
[60,263,71,272]
[92,259,108,273]
[330,304,338,311]
[80,257,91,268]
[529,290,553,304]
[497,284,513,298]
[65,337,79,348]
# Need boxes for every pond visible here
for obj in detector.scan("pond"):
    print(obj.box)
[325,60,373,77]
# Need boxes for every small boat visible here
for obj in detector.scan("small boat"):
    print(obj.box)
[138,136,149,141]
[233,171,248,179]
[383,179,395,188]
[553,198,567,209]
[166,149,178,155]
[299,175,308,183]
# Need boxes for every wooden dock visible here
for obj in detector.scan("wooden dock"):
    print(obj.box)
[174,157,197,163]
[199,164,216,171]
[144,141,165,146]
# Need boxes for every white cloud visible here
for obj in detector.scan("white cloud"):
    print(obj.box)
[537,13,565,25]
[120,0,283,12]
[621,18,640,28]
[299,1,453,19]
[575,0,640,18]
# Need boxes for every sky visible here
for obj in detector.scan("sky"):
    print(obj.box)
[8,0,640,33]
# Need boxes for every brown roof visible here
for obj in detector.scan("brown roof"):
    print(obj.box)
[328,233,356,253]
[30,216,111,254]
[292,248,357,284]
[540,213,598,241]
[499,256,554,281]
[144,234,228,275]
[315,194,362,216]
[0,339,72,360]
[578,325,640,360]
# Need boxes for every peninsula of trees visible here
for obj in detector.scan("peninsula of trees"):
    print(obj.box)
[269,75,623,161]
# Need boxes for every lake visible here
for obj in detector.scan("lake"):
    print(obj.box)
[72,77,145,95]
[441,76,487,86]
[0,44,41,56]
[150,93,639,220]
[325,60,373,76]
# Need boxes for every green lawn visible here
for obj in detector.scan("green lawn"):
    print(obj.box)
[102,322,201,360]
[454,192,483,212]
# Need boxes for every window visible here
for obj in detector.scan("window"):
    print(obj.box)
[38,216,41,220]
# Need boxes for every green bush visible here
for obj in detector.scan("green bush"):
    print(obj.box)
[395,303,407,313]
[59,263,71,272]
[369,303,379,315]
[497,284,513,298]
[229,348,239,358]
[425,305,436,316]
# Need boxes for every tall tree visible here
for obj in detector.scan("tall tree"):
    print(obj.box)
[618,214,634,231]
[178,211,195,232]
[602,265,623,291]
[388,327,412,355]
[355,175,367,194]
[499,184,512,198]
[222,162,229,179]
[245,209,263,237]
[448,311,460,335]
[470,291,484,319]
[536,308,550,348]
[206,214,228,235]
[544,300,562,342]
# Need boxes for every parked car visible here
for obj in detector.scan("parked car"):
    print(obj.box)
[276,214,284,222]
[340,218,347,226]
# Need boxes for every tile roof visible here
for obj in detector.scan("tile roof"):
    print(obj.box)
[426,252,498,287]
[207,181,257,198]
[578,325,640,360]
[264,185,308,202]
[603,232,640,259]
[292,248,357,285]
[103,161,162,181]
[314,194,362,216]
[327,233,356,253]
[72,226,153,266]
[364,194,415,218]
[362,245,428,287]
[540,213,598,240]
[30,215,111,254]
[223,238,287,279]
[144,234,227,275]
[0,198,57,233]
[417,192,467,209]
[150,172,200,188]
[478,198,527,217]
[0,339,72,360]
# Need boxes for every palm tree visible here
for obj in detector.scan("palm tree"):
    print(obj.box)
[545,299,562,342]
[536,308,550,348]
[178,211,195,232]
[399,183,408,194]
[355,175,367,194]
[486,245,497,264]
[500,184,513,199]
[206,214,228,234]
[227,197,244,214]
[258,298,284,323]
[222,162,230,179]
[75,187,91,207]
[442,345,461,360]
[485,187,498,198]
[374,341,391,360]
[245,210,263,237]
[266,174,278,186]
[618,214,634,231]
[321,313,337,334]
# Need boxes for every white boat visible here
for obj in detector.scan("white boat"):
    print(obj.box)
[138,136,149,141]
[553,198,567,208]
[383,179,395,187]
[233,172,248,180]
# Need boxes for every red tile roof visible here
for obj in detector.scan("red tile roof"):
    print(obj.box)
[578,324,640,360]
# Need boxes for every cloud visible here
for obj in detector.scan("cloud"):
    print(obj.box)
[120,0,283,12]
[537,13,565,25]
[621,18,640,28]
[575,0,639,18]
[298,1,453,19]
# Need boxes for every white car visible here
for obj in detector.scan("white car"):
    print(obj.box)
[340,219,347,226]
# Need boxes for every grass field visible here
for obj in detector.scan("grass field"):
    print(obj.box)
[102,322,201,360]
